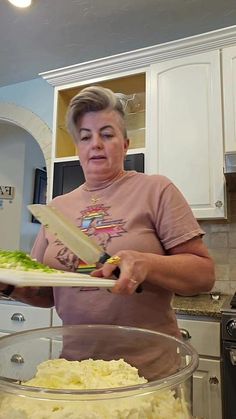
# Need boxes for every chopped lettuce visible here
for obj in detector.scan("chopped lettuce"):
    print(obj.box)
[0,250,56,272]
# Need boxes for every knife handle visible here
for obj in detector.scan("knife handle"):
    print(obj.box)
[99,253,142,293]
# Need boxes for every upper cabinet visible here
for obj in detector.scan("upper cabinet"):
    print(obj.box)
[149,51,225,219]
[222,45,236,152]
[42,27,236,219]
[55,73,146,159]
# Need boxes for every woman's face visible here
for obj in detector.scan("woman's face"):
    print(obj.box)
[74,110,129,185]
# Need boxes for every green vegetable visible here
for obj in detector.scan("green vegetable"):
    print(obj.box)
[0,250,56,272]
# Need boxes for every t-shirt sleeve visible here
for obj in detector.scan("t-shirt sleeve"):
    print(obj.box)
[156,182,204,250]
[30,226,48,263]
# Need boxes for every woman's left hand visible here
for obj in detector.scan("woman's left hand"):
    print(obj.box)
[91,250,148,295]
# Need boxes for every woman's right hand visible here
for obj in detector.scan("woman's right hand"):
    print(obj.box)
[91,250,149,295]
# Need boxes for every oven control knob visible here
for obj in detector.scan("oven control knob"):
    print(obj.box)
[226,319,236,337]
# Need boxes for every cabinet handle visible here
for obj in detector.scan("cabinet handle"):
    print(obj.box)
[209,376,219,385]
[180,328,191,340]
[230,349,236,365]
[215,200,223,208]
[11,313,25,322]
[10,354,25,364]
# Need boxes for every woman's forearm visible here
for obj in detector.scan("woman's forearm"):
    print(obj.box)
[146,252,215,295]
[10,286,54,308]
[90,238,215,296]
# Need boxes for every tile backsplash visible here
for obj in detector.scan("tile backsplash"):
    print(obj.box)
[199,191,236,295]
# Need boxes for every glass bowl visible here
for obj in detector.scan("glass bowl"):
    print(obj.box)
[0,325,198,418]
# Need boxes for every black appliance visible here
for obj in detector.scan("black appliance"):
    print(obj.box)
[221,294,236,419]
[53,153,144,198]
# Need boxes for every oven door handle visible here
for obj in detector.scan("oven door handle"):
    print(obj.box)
[230,349,236,365]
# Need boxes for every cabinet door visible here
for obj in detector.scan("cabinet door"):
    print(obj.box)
[149,51,225,219]
[193,358,222,419]
[222,45,236,152]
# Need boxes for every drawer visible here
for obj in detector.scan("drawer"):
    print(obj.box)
[0,303,51,332]
[52,308,62,326]
[0,335,50,381]
[177,318,220,357]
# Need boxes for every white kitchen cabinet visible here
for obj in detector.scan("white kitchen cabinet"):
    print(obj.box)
[42,36,229,219]
[178,317,222,419]
[222,45,236,153]
[0,335,51,381]
[149,51,225,219]
[177,318,220,358]
[0,300,51,333]
[49,57,226,219]
[0,300,52,381]
[193,358,222,419]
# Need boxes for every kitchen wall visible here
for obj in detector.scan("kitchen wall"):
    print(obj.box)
[0,78,54,129]
[200,190,236,294]
[0,123,45,252]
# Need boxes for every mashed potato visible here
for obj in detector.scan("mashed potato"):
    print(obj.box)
[0,358,191,419]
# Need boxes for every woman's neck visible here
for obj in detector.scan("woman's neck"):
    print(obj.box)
[83,170,126,192]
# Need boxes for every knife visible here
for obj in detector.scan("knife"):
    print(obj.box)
[28,204,142,293]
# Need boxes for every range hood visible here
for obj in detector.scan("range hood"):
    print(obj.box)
[224,152,236,192]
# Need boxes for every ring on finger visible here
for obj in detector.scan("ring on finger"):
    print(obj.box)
[129,278,138,285]
[106,256,121,265]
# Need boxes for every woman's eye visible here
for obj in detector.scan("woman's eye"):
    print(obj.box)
[80,136,90,141]
[102,133,113,139]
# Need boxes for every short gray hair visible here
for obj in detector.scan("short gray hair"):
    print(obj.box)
[66,85,127,141]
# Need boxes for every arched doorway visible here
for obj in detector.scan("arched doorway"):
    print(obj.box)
[0,102,52,198]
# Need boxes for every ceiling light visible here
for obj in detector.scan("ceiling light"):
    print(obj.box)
[8,0,32,8]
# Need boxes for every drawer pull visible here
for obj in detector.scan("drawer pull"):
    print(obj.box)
[180,328,191,341]
[10,354,25,364]
[11,313,25,322]
[209,376,219,385]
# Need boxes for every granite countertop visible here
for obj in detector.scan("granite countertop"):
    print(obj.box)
[0,293,230,318]
[172,293,229,319]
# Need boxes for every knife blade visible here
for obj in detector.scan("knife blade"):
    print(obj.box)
[28,204,142,293]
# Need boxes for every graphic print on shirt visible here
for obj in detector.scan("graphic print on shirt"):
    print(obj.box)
[54,203,126,273]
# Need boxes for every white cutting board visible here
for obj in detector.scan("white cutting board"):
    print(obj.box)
[0,268,116,288]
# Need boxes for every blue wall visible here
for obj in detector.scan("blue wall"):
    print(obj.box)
[0,78,54,129]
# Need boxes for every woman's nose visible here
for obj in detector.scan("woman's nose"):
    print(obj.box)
[91,134,103,148]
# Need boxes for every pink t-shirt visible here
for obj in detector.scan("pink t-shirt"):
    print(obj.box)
[31,171,204,338]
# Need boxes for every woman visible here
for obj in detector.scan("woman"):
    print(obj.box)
[1,86,215,338]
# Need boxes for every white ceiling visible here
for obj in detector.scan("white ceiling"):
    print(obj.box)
[1,0,236,88]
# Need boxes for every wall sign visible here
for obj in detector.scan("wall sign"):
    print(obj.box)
[0,186,15,200]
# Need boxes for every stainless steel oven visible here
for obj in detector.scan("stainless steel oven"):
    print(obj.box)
[221,294,236,419]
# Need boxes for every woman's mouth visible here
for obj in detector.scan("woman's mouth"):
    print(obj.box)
[90,156,106,160]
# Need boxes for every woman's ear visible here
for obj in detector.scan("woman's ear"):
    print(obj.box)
[124,138,130,153]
